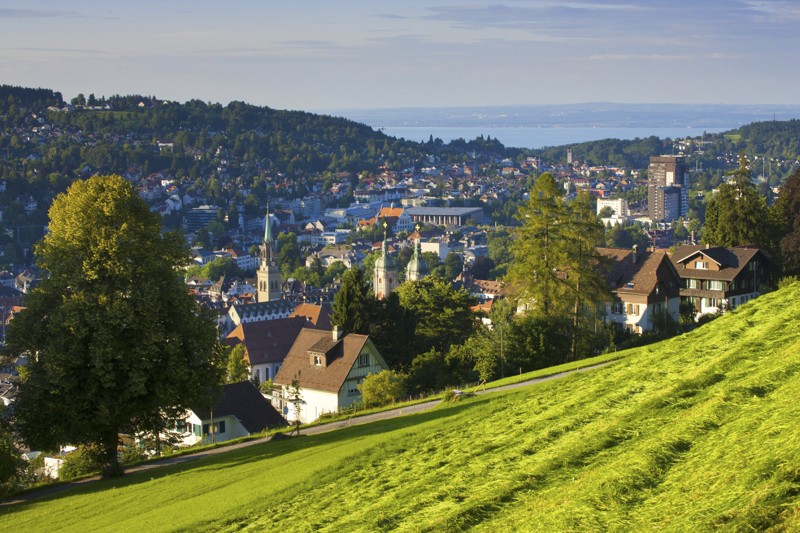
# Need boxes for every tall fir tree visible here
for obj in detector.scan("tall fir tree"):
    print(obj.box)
[331,266,373,335]
[507,172,570,317]
[703,153,776,251]
[773,167,800,275]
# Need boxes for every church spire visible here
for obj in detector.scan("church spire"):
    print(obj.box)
[257,203,282,302]
[261,203,275,267]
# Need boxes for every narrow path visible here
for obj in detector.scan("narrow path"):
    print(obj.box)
[0,361,611,507]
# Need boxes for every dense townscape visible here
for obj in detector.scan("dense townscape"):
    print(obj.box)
[2,85,800,526]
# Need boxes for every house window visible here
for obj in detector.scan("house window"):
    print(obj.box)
[708,280,724,291]
[612,302,623,314]
[694,261,709,269]
[217,421,226,434]
[313,355,322,366]
[202,423,210,435]
[686,279,698,289]
[626,303,640,315]
[358,353,369,367]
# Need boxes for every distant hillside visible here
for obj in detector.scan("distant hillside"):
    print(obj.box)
[4,282,800,530]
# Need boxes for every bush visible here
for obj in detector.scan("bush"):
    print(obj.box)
[59,445,104,481]
[358,370,406,408]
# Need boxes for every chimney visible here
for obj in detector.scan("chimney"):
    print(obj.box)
[632,244,638,265]
[332,325,343,341]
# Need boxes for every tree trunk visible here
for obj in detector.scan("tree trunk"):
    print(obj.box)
[101,428,123,478]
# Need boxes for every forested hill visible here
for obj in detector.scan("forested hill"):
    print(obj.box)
[532,119,800,169]
[0,85,511,180]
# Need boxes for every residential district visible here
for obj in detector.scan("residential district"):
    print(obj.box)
[1,147,781,481]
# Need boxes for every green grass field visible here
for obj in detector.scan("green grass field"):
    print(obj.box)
[4,283,800,531]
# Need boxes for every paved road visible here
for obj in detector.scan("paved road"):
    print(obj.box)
[0,361,612,507]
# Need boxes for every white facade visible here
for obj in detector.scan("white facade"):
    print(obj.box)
[174,411,251,447]
[276,341,386,423]
[604,297,679,334]
[596,197,630,218]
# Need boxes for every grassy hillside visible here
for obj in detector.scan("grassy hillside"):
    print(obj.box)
[4,283,800,531]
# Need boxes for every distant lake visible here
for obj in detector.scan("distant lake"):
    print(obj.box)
[378,126,729,150]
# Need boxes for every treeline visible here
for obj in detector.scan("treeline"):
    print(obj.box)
[0,85,62,109]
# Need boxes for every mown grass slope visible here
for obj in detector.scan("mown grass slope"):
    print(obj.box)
[4,283,800,531]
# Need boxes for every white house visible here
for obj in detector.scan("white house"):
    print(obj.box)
[272,328,389,423]
[598,247,682,334]
[172,381,286,446]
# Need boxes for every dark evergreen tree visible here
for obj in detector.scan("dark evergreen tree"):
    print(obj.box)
[703,154,777,251]
[331,266,373,335]
[774,167,800,276]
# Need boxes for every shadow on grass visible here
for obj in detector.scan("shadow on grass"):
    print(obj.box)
[0,395,492,515]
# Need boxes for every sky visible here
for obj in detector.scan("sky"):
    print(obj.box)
[1,1,798,112]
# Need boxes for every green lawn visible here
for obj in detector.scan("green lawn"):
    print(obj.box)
[4,283,800,531]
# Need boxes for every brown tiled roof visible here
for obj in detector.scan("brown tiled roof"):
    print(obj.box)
[225,316,325,366]
[671,245,768,281]
[273,329,370,393]
[191,381,286,432]
[597,248,679,297]
[378,207,405,218]
[289,302,332,329]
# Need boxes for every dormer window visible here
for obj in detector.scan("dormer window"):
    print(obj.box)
[313,355,322,366]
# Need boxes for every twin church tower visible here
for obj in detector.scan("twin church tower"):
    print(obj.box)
[257,211,429,303]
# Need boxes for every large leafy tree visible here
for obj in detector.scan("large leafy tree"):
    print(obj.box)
[703,154,777,250]
[6,175,224,477]
[395,276,477,357]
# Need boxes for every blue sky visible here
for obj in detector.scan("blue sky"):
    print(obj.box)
[1,1,797,111]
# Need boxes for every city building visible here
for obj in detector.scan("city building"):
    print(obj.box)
[648,156,689,223]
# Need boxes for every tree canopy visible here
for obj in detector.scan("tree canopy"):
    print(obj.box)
[507,173,610,360]
[703,154,777,251]
[6,175,224,477]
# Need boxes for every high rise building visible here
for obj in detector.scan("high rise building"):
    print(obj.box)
[648,155,689,223]
[256,205,282,302]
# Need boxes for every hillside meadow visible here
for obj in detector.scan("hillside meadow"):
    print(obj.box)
[3,282,800,531]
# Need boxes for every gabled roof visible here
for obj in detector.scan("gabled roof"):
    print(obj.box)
[671,244,770,281]
[226,316,324,365]
[274,329,371,393]
[191,381,286,433]
[597,248,679,297]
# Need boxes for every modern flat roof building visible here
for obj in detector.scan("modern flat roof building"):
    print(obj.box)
[405,207,483,227]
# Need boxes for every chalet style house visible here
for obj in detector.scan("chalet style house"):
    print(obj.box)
[598,246,682,334]
[176,381,286,446]
[670,244,774,316]
[272,328,389,423]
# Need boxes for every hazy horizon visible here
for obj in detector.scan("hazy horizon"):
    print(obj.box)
[2,2,798,110]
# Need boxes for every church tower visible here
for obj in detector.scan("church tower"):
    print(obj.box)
[405,224,429,282]
[257,205,282,302]
[373,223,398,299]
